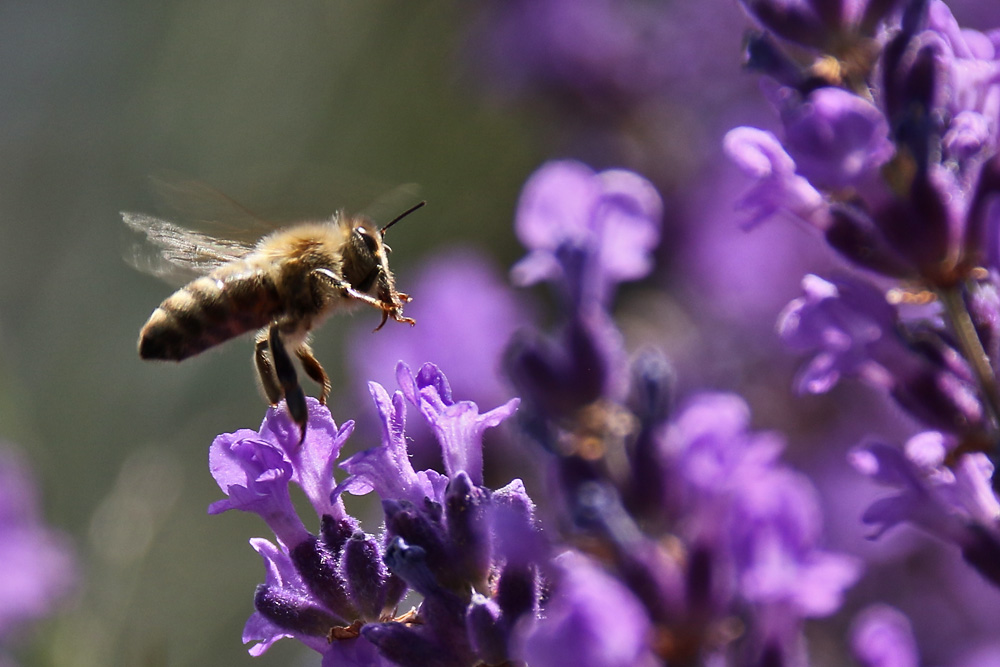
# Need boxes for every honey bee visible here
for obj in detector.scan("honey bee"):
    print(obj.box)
[126,201,423,441]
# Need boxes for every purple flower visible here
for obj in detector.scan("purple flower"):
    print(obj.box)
[778,273,987,432]
[850,433,1000,585]
[665,394,862,619]
[777,274,899,394]
[396,362,520,486]
[850,604,920,667]
[512,160,662,308]
[778,86,895,190]
[215,362,541,664]
[337,362,519,502]
[518,551,656,667]
[723,126,827,230]
[465,0,677,109]
[209,399,354,547]
[0,448,75,643]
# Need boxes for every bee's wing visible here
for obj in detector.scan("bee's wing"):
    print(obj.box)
[123,212,255,286]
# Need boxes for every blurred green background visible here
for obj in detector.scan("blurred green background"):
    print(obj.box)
[0,3,540,665]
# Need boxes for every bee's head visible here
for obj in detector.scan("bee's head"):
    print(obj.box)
[341,201,425,296]
[342,221,387,294]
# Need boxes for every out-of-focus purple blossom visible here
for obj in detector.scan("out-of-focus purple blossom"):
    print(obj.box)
[465,0,677,112]
[506,161,661,425]
[732,1,1000,284]
[0,447,75,644]
[777,86,895,190]
[778,273,991,434]
[850,432,1000,585]
[723,126,827,230]
[850,604,920,667]
[661,393,861,652]
[512,160,661,309]
[777,274,899,394]
[518,551,657,667]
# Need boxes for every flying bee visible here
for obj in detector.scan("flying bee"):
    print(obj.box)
[125,200,423,442]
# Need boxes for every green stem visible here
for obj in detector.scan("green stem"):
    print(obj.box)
[939,285,1000,437]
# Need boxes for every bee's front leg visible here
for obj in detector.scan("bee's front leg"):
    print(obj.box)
[267,323,308,444]
[311,268,415,329]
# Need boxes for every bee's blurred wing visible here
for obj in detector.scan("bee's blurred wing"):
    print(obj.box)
[123,212,254,286]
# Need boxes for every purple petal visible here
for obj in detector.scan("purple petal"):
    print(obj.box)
[781,87,894,190]
[260,400,354,519]
[335,382,434,505]
[208,430,310,547]
[724,126,827,229]
[397,362,519,485]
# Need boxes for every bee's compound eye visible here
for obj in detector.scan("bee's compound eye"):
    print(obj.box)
[354,227,379,254]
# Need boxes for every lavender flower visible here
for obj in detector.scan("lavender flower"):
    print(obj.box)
[727,0,1000,592]
[211,362,538,666]
[503,160,859,665]
[0,447,75,649]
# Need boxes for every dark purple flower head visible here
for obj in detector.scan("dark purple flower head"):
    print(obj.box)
[0,448,76,643]
[740,0,906,52]
[732,1,1000,284]
[513,160,662,309]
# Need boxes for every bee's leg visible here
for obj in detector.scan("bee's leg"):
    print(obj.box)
[268,324,308,444]
[254,330,282,405]
[295,343,331,405]
[311,268,416,327]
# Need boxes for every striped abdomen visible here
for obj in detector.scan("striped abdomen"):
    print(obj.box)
[139,264,283,361]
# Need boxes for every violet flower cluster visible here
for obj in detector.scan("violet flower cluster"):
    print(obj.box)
[211,159,866,666]
[725,0,1000,586]
[209,364,531,666]
[0,447,75,662]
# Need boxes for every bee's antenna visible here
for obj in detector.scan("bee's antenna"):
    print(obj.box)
[380,200,426,238]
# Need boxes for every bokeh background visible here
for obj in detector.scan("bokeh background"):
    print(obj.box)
[0,1,997,666]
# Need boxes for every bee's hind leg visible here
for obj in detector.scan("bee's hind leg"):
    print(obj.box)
[267,324,308,444]
[295,343,331,405]
[254,331,282,405]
